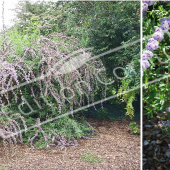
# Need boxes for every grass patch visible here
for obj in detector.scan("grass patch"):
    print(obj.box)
[0,167,9,170]
[80,152,103,163]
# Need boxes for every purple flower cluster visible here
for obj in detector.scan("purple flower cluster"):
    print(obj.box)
[160,17,170,33]
[152,28,164,41]
[142,3,148,12]
[142,1,155,13]
[142,51,153,69]
[142,59,150,69]
[142,16,170,72]
[142,0,156,73]
[146,38,159,51]
[158,120,170,128]
[143,1,155,6]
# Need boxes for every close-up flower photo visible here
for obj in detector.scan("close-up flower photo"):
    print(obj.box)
[143,1,170,169]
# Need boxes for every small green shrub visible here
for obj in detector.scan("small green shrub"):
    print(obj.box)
[97,108,108,120]
[128,122,139,135]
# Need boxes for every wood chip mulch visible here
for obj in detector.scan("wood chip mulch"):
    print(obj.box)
[0,119,140,170]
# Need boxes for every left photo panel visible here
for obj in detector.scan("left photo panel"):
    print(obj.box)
[0,1,141,170]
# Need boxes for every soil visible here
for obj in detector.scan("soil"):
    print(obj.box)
[143,113,170,170]
[0,119,140,170]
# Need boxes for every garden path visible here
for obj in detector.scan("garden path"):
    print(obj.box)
[0,119,140,170]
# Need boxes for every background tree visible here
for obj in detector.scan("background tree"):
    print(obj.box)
[14,1,140,119]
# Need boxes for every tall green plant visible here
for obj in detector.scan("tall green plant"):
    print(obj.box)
[118,55,140,119]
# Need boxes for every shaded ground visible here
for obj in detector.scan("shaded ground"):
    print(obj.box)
[143,113,170,170]
[0,119,140,170]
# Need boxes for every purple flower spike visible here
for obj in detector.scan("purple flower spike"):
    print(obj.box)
[143,1,154,6]
[142,3,148,12]
[160,20,169,33]
[147,38,156,43]
[160,18,167,23]
[168,144,170,149]
[146,38,159,51]
[143,50,154,60]
[142,60,150,69]
[155,27,164,34]
[142,53,148,60]
[152,31,164,41]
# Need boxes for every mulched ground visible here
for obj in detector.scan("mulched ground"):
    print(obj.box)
[143,113,170,170]
[0,119,140,170]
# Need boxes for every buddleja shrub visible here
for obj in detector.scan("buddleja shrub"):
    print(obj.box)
[142,1,170,118]
[0,25,106,149]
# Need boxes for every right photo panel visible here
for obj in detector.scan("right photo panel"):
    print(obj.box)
[143,1,170,170]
